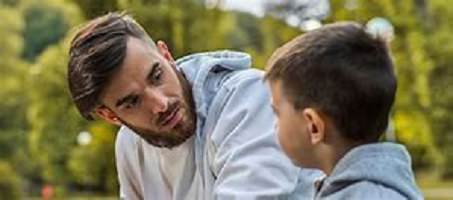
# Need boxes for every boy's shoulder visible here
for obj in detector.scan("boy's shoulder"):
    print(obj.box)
[318,180,410,200]
[317,142,423,200]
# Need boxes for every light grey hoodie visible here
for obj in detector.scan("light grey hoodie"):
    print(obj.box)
[315,142,423,200]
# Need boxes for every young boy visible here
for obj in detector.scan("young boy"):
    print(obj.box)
[265,22,423,199]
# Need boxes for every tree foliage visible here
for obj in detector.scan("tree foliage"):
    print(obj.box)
[0,161,22,200]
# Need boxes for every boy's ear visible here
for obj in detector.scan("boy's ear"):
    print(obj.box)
[94,106,121,126]
[302,108,325,145]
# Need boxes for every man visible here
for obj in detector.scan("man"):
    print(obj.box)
[67,12,319,199]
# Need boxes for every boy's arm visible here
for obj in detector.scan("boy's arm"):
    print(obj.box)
[210,70,319,199]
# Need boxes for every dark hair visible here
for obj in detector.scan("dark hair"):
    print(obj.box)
[265,22,397,143]
[68,12,155,120]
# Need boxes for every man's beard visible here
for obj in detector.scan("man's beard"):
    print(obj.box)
[122,116,194,148]
[120,70,196,149]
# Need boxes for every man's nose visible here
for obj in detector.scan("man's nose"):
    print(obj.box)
[144,88,168,114]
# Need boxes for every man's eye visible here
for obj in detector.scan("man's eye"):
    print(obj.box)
[151,68,162,83]
[125,97,140,109]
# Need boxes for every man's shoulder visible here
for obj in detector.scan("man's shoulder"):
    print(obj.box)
[208,68,266,106]
[207,68,268,115]
[200,68,266,116]
[116,126,140,152]
[205,68,273,143]
[219,68,264,90]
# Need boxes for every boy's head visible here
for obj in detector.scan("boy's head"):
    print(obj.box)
[265,22,396,168]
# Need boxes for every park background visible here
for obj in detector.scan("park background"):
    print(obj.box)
[0,0,452,199]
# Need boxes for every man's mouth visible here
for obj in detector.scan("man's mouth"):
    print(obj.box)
[160,105,181,129]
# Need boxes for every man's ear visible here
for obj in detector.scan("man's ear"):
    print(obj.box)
[94,106,121,126]
[156,40,175,63]
[302,108,325,145]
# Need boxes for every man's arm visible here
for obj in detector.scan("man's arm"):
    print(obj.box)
[209,69,319,200]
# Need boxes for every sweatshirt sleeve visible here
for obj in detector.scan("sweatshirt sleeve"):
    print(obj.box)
[209,70,318,200]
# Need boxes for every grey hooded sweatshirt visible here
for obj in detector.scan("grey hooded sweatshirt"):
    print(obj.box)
[315,142,423,200]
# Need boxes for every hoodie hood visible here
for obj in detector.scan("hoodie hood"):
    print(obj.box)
[175,50,251,121]
[317,142,423,199]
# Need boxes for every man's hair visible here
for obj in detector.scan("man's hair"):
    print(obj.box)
[265,22,396,143]
[68,12,156,120]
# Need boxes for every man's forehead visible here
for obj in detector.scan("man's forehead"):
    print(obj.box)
[127,37,158,57]
[109,38,157,83]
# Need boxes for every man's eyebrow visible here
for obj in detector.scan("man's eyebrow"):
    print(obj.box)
[115,61,161,108]
[115,94,136,108]
[115,62,159,108]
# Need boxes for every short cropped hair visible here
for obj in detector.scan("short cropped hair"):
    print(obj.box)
[265,22,396,143]
[67,12,156,120]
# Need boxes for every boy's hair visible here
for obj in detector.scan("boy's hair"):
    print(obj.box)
[67,12,156,120]
[265,22,396,143]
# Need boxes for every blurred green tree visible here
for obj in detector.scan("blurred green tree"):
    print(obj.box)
[0,161,22,200]
[23,0,84,195]
[0,5,31,189]
[19,0,82,61]
[67,122,117,193]
[27,35,119,194]
[70,0,118,19]
[0,0,20,6]
[27,38,83,194]
[427,0,453,178]
[116,0,301,68]
[117,0,235,57]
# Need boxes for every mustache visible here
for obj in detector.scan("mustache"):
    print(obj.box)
[156,100,180,126]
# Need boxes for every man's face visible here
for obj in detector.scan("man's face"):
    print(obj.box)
[97,37,196,148]
[269,81,316,167]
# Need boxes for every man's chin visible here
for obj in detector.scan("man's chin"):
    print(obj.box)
[133,127,194,149]
[120,106,196,149]
[145,134,193,149]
